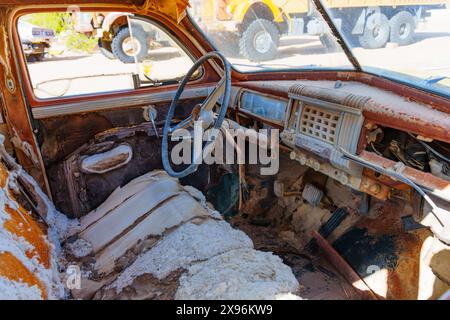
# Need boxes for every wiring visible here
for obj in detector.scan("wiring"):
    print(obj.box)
[339,147,445,227]
[408,133,450,163]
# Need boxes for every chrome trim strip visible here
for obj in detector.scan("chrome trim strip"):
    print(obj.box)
[32,87,212,119]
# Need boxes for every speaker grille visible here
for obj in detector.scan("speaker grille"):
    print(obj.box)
[299,105,340,144]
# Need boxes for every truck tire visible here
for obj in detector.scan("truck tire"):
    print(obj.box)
[98,39,116,60]
[112,26,149,64]
[35,53,45,61]
[210,32,239,56]
[389,11,415,46]
[358,13,390,49]
[239,19,280,62]
[319,33,339,52]
[27,53,45,62]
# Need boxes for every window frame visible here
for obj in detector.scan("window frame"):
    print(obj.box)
[11,6,209,108]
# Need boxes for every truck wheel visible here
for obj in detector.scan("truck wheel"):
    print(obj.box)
[98,39,116,60]
[319,33,339,52]
[211,33,239,56]
[358,13,390,49]
[27,53,45,62]
[36,53,45,61]
[389,11,415,46]
[112,26,149,64]
[239,19,280,62]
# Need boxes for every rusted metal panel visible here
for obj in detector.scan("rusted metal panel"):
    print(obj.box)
[50,122,163,218]
[0,7,49,192]
[237,80,450,143]
[360,150,450,193]
[362,101,450,144]
[359,175,391,200]
[362,168,412,191]
[334,196,438,300]
[235,74,450,114]
[0,161,54,300]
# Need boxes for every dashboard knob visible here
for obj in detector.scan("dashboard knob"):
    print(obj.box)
[369,183,382,194]
[339,174,349,185]
[312,161,321,171]
[299,155,307,165]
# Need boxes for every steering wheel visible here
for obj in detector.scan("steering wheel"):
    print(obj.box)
[162,51,231,178]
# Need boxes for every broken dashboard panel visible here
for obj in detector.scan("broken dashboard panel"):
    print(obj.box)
[238,90,288,125]
[281,84,368,189]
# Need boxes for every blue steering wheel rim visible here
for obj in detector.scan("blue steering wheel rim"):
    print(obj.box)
[162,51,231,178]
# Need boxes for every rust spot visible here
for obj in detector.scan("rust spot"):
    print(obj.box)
[355,200,430,299]
[360,151,450,192]
[356,200,404,236]
[0,161,8,188]
[360,175,390,200]
[0,251,47,299]
[363,168,411,191]
[386,230,429,300]
[3,204,51,269]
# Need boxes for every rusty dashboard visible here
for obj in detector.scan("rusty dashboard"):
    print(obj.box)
[232,80,450,204]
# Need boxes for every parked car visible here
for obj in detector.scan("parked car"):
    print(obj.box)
[18,20,55,62]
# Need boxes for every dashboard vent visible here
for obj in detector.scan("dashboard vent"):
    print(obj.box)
[299,105,340,144]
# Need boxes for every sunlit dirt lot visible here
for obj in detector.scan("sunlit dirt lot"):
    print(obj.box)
[27,9,450,99]
[28,47,192,98]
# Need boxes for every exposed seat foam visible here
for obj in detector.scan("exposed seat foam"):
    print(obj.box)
[67,170,300,300]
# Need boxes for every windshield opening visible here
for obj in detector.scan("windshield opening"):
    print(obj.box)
[189,0,450,97]
[319,0,450,97]
[188,0,355,73]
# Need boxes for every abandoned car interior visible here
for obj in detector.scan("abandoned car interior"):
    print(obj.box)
[0,0,449,300]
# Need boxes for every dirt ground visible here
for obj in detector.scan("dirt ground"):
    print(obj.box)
[26,9,450,98]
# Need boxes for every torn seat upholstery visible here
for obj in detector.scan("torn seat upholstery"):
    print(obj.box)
[66,170,300,300]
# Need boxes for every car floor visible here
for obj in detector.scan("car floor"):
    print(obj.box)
[231,217,363,299]
[62,168,371,300]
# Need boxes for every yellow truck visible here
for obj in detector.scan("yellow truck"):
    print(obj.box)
[191,0,448,61]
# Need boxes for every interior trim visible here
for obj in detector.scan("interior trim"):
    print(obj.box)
[31,87,212,119]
